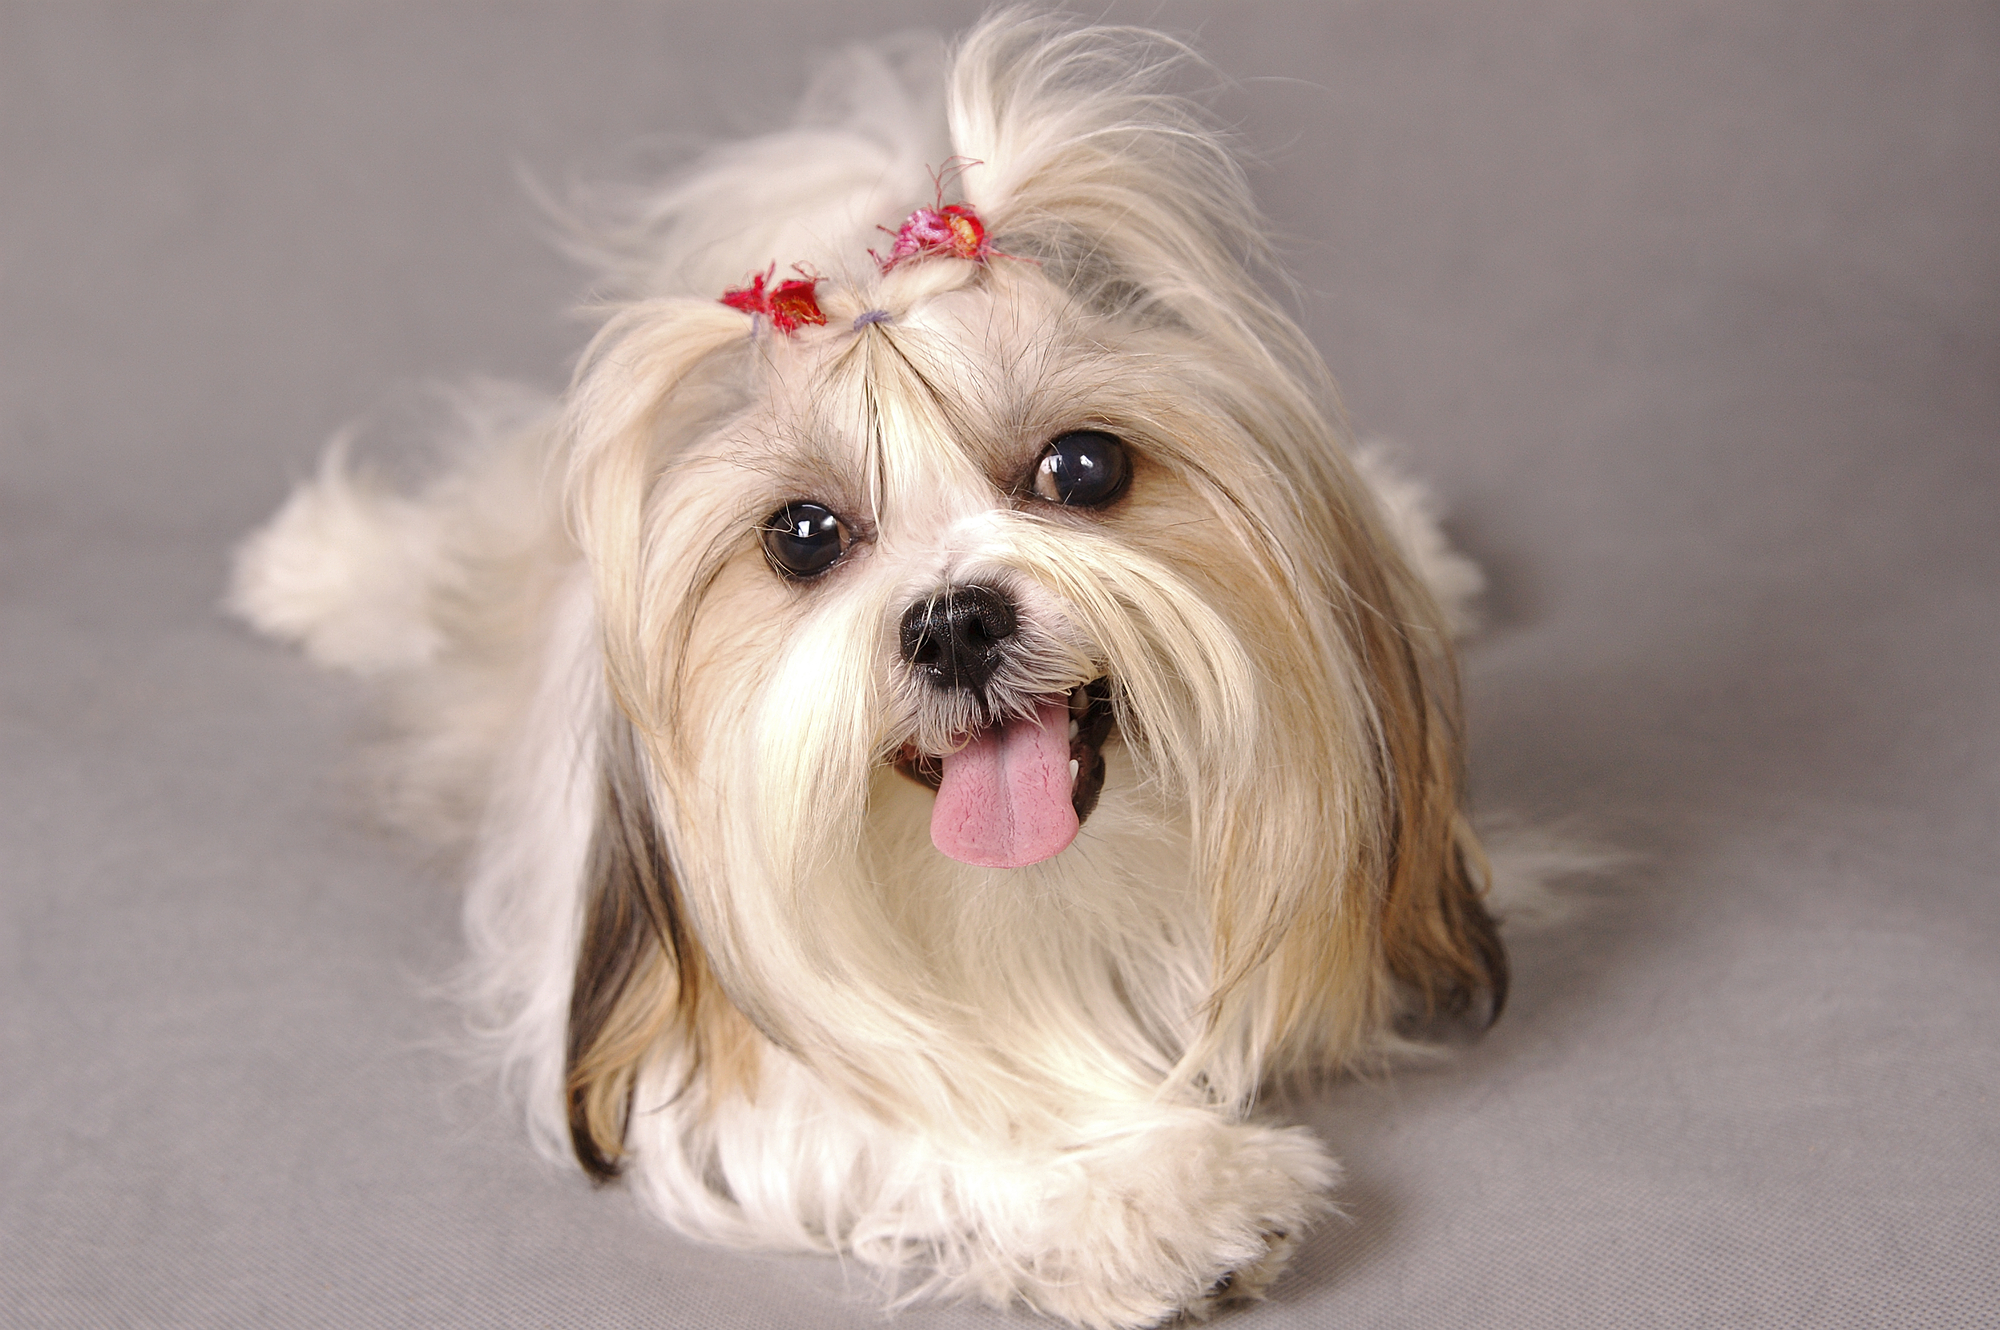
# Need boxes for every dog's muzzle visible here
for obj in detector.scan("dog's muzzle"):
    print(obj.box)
[892,584,1115,868]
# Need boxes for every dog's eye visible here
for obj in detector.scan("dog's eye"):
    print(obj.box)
[760,502,850,579]
[1031,431,1130,508]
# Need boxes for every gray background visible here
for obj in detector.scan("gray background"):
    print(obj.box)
[4,2,1995,1327]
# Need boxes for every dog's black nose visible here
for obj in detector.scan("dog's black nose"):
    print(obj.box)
[900,584,1017,696]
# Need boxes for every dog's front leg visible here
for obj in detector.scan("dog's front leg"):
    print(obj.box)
[627,1052,1336,1330]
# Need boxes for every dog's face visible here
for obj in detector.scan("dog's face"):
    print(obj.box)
[634,262,1301,854]
[560,213,1501,1173]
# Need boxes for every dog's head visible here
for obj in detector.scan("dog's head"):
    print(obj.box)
[557,14,1504,1178]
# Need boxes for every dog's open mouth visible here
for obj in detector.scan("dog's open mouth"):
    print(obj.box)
[894,679,1114,869]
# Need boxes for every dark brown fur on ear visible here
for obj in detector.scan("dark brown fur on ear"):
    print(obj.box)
[1383,820,1509,1026]
[565,718,759,1181]
[566,718,680,1180]
[1365,583,1509,1029]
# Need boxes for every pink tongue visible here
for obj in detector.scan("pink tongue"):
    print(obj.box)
[930,697,1078,868]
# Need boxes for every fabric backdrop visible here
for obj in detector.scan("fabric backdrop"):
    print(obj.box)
[3,3,1994,1326]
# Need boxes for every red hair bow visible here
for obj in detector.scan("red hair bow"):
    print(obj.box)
[719,265,826,335]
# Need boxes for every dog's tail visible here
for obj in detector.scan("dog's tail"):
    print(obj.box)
[227,439,445,673]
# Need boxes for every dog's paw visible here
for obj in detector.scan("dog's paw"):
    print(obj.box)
[1179,1226,1301,1321]
[945,1113,1335,1330]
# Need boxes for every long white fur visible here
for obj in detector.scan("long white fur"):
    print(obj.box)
[232,12,1497,1328]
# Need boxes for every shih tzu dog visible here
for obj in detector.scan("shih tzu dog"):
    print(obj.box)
[231,11,1504,1328]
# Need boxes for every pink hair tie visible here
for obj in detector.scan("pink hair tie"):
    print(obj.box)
[874,202,994,271]
[871,158,1024,273]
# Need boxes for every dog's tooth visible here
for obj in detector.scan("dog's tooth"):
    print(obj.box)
[1068,719,1079,740]
[1069,759,1079,784]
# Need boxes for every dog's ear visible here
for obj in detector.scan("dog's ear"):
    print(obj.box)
[1328,573,1510,1030]
[565,716,686,1180]
[561,302,766,1180]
